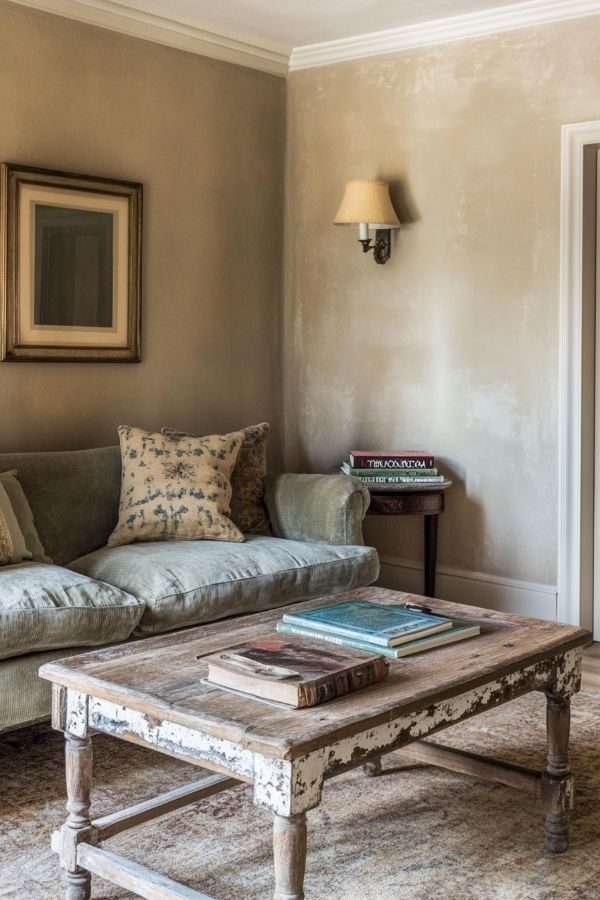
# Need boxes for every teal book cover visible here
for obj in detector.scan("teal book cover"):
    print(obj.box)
[281,600,451,647]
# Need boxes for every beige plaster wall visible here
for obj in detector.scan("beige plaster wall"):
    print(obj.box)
[285,17,600,584]
[0,1,285,457]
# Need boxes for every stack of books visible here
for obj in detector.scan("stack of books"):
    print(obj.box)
[204,600,480,708]
[276,599,480,659]
[341,449,444,486]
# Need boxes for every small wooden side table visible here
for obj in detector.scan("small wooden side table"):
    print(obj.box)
[367,481,452,598]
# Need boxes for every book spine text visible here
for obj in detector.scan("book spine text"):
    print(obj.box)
[357,475,444,484]
[343,466,438,477]
[350,455,435,469]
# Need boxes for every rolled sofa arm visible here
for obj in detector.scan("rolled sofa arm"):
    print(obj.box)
[265,473,371,546]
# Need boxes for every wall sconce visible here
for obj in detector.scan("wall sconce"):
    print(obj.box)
[334,179,400,264]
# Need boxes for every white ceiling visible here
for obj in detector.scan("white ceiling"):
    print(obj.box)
[10,0,600,74]
[109,0,530,54]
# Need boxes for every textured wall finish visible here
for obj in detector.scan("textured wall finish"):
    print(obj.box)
[0,0,285,457]
[284,17,600,584]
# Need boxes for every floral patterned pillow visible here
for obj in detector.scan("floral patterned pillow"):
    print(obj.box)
[108,426,245,547]
[162,422,272,536]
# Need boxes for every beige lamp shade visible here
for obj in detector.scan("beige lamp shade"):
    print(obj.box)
[334,179,400,229]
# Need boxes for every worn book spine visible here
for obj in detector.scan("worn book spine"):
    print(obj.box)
[296,656,389,706]
[349,454,435,469]
[356,475,445,484]
[342,465,439,477]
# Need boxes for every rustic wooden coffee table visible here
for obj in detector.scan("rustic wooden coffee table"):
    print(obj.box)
[40,587,590,900]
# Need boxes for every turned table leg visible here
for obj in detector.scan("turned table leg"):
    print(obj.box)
[543,692,573,854]
[273,813,307,900]
[62,733,93,899]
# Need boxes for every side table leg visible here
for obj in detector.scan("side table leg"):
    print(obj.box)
[424,514,438,597]
[273,813,307,900]
[362,757,382,777]
[62,734,93,899]
[543,692,573,854]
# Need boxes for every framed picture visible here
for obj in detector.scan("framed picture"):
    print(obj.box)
[0,163,142,362]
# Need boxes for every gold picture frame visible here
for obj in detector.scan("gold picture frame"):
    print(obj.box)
[0,163,142,362]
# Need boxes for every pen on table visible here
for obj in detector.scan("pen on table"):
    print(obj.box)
[403,602,433,614]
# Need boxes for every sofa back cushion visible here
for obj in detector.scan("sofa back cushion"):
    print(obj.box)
[0,446,121,565]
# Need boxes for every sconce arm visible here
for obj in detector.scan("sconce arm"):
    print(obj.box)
[357,229,392,265]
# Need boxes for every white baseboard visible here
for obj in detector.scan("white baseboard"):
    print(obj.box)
[378,555,558,621]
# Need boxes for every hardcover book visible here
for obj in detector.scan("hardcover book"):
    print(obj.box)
[276,620,481,658]
[341,463,439,478]
[281,600,452,647]
[346,473,445,484]
[203,635,389,708]
[349,451,435,469]
[362,482,449,492]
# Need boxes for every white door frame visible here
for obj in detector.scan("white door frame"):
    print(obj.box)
[557,120,600,626]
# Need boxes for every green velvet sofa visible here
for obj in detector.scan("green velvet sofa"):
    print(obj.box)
[0,446,379,733]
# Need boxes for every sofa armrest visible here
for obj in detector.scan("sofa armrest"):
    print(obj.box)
[265,473,370,546]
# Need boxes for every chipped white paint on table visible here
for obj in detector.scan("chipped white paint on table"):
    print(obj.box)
[39,586,590,900]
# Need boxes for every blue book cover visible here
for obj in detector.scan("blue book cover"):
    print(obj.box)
[281,600,452,647]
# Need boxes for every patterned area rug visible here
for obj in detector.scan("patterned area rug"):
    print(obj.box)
[1,691,599,899]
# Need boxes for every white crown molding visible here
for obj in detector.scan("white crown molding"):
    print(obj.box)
[289,0,600,71]
[8,0,290,76]
[9,0,600,76]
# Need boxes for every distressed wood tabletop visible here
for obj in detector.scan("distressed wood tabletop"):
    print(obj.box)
[40,587,590,762]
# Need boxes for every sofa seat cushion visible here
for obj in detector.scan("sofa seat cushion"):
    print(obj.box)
[69,535,380,635]
[0,563,145,660]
